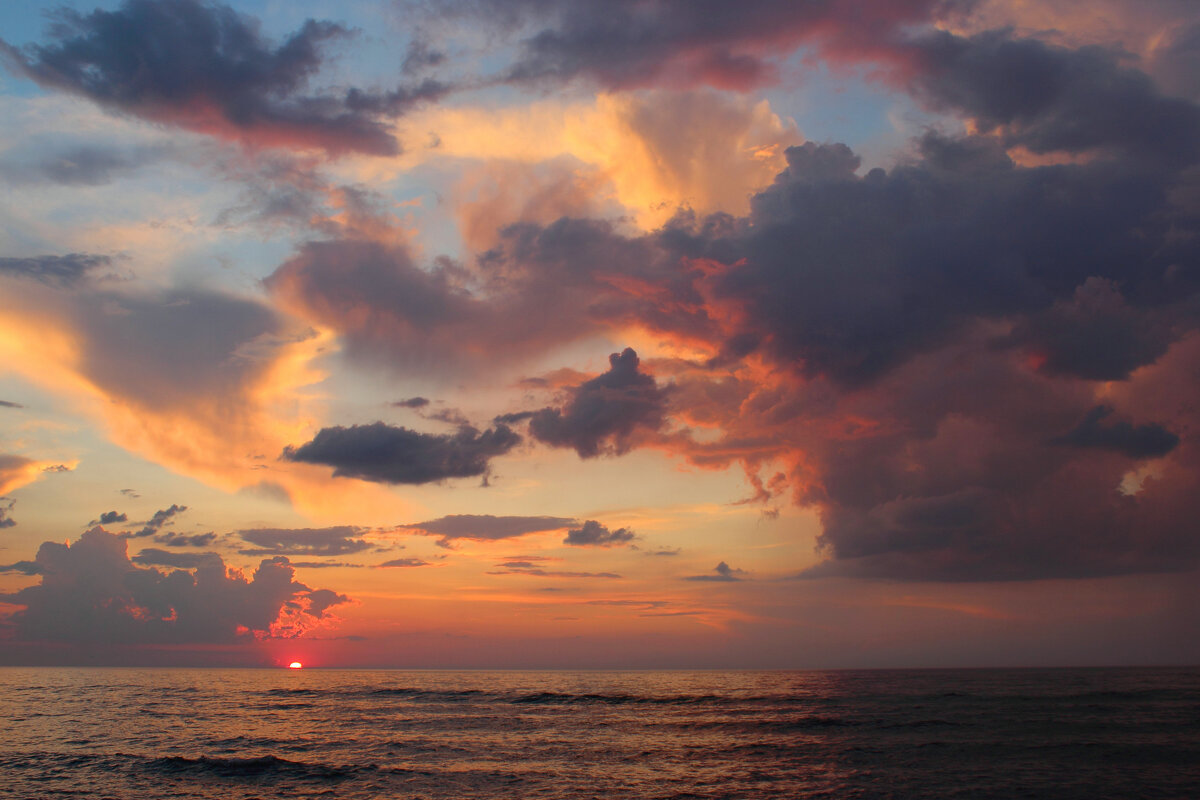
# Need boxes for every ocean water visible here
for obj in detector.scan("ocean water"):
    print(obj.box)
[2,667,1198,799]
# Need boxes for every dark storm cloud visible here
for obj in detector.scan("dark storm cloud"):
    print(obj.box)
[563,520,636,547]
[0,527,348,643]
[397,514,575,548]
[0,0,448,156]
[518,348,669,458]
[97,511,127,525]
[154,531,218,548]
[912,29,1200,165]
[684,561,745,582]
[1051,406,1180,459]
[0,254,111,287]
[127,504,187,539]
[237,527,371,557]
[283,421,520,485]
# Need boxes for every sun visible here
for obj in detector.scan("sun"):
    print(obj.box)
[288,661,303,669]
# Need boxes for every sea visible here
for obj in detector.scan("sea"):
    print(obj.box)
[2,667,1197,799]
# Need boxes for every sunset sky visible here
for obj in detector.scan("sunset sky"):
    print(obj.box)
[1,0,1198,668]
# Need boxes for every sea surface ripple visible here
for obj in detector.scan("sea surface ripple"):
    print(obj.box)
[2,667,1198,799]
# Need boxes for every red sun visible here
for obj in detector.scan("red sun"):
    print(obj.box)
[288,661,303,669]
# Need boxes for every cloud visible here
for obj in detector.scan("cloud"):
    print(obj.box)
[127,504,187,539]
[0,401,23,409]
[0,254,111,287]
[0,527,349,643]
[0,454,65,496]
[0,145,149,186]
[154,531,218,548]
[447,0,940,91]
[130,549,223,569]
[0,498,16,529]
[1051,406,1180,459]
[98,511,128,525]
[283,421,520,485]
[396,514,575,548]
[684,561,746,582]
[563,520,636,547]
[0,0,447,155]
[516,348,669,458]
[237,527,371,557]
[393,397,430,409]
[377,557,431,568]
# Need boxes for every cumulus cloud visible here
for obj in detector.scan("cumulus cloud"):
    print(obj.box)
[563,520,636,547]
[97,511,128,525]
[396,514,576,548]
[283,422,520,485]
[511,348,669,458]
[237,527,372,557]
[0,0,447,155]
[0,528,349,643]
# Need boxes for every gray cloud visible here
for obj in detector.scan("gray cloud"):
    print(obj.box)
[154,531,218,548]
[0,401,24,409]
[1051,406,1180,459]
[0,498,16,529]
[98,511,127,525]
[130,549,223,569]
[563,520,636,547]
[514,348,669,458]
[283,421,520,485]
[684,561,745,582]
[127,505,187,539]
[237,527,371,556]
[0,0,448,155]
[397,514,576,548]
[377,557,431,568]
[0,254,111,287]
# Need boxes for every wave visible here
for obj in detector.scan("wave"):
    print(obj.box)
[146,754,362,780]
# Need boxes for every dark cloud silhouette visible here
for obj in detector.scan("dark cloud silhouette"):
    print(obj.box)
[397,514,575,548]
[98,511,127,525]
[1051,406,1180,459]
[0,254,111,287]
[237,527,371,556]
[0,528,348,643]
[283,421,520,485]
[519,348,669,458]
[393,397,430,409]
[684,561,745,582]
[128,504,187,539]
[0,498,16,529]
[563,520,636,547]
[0,0,447,156]
[0,401,22,409]
[130,549,223,569]
[0,560,40,575]
[155,531,218,548]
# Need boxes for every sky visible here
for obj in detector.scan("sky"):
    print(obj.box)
[1,0,1199,669]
